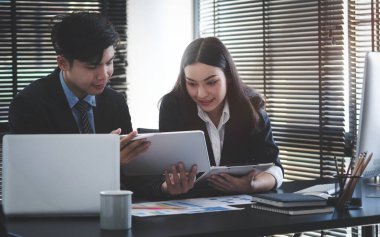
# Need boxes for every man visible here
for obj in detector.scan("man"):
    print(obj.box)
[8,12,148,166]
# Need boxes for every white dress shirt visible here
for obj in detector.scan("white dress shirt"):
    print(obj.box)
[197,101,230,166]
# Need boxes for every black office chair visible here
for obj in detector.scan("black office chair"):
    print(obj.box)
[0,204,23,237]
[0,204,8,237]
[137,128,159,134]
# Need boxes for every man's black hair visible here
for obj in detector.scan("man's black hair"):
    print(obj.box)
[51,11,120,65]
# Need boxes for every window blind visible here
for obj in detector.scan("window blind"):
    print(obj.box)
[0,0,128,199]
[0,0,128,130]
[198,0,345,181]
[101,0,128,93]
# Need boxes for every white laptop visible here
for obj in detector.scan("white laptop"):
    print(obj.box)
[122,130,211,176]
[2,134,120,216]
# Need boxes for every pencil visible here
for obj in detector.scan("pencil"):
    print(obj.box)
[343,156,354,186]
[361,152,372,174]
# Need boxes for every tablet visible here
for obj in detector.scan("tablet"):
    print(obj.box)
[195,163,274,183]
[122,130,211,176]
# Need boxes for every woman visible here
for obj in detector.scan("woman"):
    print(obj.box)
[159,37,283,197]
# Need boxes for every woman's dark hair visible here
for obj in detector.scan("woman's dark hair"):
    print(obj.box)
[51,11,120,65]
[171,37,264,132]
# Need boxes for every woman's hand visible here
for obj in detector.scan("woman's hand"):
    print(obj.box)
[161,162,198,196]
[207,170,257,193]
[111,129,151,165]
[208,170,276,194]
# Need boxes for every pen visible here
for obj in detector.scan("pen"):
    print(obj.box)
[133,206,185,210]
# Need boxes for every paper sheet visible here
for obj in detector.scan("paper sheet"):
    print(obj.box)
[132,194,252,217]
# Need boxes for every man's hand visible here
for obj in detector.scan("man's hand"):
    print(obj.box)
[111,129,150,165]
[161,162,197,196]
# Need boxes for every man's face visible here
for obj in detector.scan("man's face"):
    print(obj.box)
[58,46,115,99]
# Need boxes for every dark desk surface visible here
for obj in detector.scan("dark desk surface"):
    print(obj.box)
[7,180,380,237]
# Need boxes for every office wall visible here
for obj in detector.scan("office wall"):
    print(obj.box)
[127,0,193,129]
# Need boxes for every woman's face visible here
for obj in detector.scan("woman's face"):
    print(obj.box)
[184,62,227,117]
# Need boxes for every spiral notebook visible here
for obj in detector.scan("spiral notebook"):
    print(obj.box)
[251,193,328,208]
[251,203,334,215]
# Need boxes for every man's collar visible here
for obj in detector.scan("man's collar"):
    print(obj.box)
[59,70,96,108]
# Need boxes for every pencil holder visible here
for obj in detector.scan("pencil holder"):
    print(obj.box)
[327,175,362,210]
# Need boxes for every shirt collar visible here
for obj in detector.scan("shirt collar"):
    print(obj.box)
[197,100,230,127]
[59,70,96,109]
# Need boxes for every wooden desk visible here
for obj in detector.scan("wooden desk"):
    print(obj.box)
[6,180,380,237]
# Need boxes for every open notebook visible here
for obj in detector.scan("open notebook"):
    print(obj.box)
[2,134,120,216]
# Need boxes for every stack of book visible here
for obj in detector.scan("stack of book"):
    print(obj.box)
[250,193,335,215]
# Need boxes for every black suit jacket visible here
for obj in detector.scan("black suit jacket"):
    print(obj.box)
[159,92,282,170]
[9,68,132,134]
